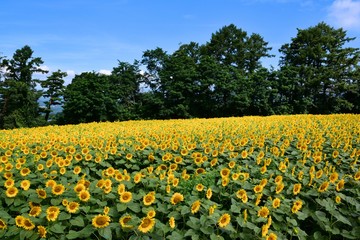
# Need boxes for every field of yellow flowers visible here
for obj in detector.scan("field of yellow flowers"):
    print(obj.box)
[0,114,359,240]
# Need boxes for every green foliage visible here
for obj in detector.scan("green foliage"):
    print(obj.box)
[0,45,48,129]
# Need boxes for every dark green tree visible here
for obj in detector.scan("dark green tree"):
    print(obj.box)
[109,61,142,121]
[62,72,111,124]
[278,22,360,114]
[0,45,48,129]
[41,70,67,122]
[140,48,169,119]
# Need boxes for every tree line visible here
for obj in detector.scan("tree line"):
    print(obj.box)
[0,22,359,129]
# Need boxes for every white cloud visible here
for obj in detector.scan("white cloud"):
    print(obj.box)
[39,65,50,72]
[66,70,76,78]
[328,0,360,30]
[98,69,112,75]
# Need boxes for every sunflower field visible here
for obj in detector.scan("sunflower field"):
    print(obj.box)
[0,114,359,240]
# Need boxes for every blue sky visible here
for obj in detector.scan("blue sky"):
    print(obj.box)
[1,0,360,84]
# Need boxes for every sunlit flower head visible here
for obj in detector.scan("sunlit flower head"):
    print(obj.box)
[170,192,184,205]
[66,201,80,213]
[119,215,133,229]
[37,226,47,238]
[120,191,132,203]
[23,218,35,230]
[29,206,42,217]
[0,219,7,230]
[191,200,201,214]
[218,213,231,228]
[258,206,270,218]
[78,190,91,202]
[169,217,175,229]
[6,186,18,198]
[138,216,155,233]
[92,214,111,228]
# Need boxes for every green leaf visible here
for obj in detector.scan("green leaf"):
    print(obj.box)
[50,224,65,234]
[186,217,200,230]
[210,233,225,240]
[314,211,329,224]
[116,203,127,212]
[5,197,14,206]
[99,227,112,240]
[51,198,62,206]
[66,230,80,240]
[70,216,85,227]
[128,203,141,213]
[167,230,184,240]
[58,212,71,221]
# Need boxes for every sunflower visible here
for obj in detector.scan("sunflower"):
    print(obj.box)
[143,193,156,206]
[195,184,204,191]
[170,192,184,205]
[191,200,201,214]
[46,206,60,221]
[66,201,80,213]
[236,189,248,203]
[266,233,277,240]
[222,177,229,187]
[37,226,47,238]
[172,178,179,187]
[206,188,212,200]
[293,183,302,195]
[336,179,345,191]
[4,178,14,188]
[0,219,7,230]
[117,184,126,195]
[29,206,42,217]
[119,215,133,229]
[318,181,329,193]
[253,185,263,193]
[258,206,270,218]
[120,191,132,203]
[92,214,111,228]
[272,198,281,209]
[46,179,57,188]
[6,186,18,198]
[147,209,156,218]
[36,188,47,199]
[169,217,175,229]
[228,161,236,169]
[103,206,110,215]
[335,195,341,204]
[15,216,25,227]
[315,169,323,179]
[260,179,268,187]
[329,172,339,183]
[262,224,269,237]
[78,190,91,202]
[138,216,155,233]
[354,171,360,181]
[37,164,44,171]
[52,184,65,195]
[20,167,31,176]
[218,213,231,228]
[220,168,230,178]
[62,199,69,206]
[23,218,35,230]
[275,182,284,194]
[4,172,13,179]
[291,200,303,213]
[74,183,86,193]
[73,166,81,175]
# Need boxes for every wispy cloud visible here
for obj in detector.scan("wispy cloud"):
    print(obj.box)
[328,0,360,30]
[98,69,111,75]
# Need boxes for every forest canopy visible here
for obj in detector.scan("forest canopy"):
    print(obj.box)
[0,22,359,129]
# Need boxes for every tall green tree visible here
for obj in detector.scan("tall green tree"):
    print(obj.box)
[0,45,48,129]
[278,22,360,114]
[109,61,142,121]
[41,70,67,122]
[62,72,111,124]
